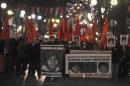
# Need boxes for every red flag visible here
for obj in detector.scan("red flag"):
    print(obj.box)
[80,35,86,42]
[1,16,10,40]
[32,6,37,13]
[128,37,130,47]
[74,16,80,36]
[85,25,91,41]
[92,15,97,36]
[99,18,109,49]
[25,18,37,43]
[68,22,73,42]
[58,17,67,41]
[63,20,68,42]
[49,17,54,36]
[58,27,62,41]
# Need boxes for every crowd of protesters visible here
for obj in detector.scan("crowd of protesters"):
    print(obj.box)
[0,36,130,80]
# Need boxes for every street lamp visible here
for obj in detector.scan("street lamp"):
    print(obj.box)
[91,0,97,6]
[111,0,118,6]
[7,10,14,15]
[20,10,26,18]
[1,3,7,9]
[37,15,42,20]
[31,13,36,19]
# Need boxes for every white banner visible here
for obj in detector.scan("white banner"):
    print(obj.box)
[65,52,112,78]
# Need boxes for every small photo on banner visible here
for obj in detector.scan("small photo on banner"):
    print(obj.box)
[72,36,80,48]
[40,45,64,77]
[107,35,115,47]
[68,62,97,73]
[97,62,109,73]
[120,34,129,45]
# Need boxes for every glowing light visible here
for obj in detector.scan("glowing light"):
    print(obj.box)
[90,23,93,27]
[96,32,99,35]
[60,15,63,18]
[44,34,49,38]
[66,15,69,18]
[17,25,22,32]
[44,19,47,22]
[91,0,97,6]
[77,6,80,9]
[37,15,42,20]
[52,19,55,22]
[31,13,36,19]
[88,13,92,21]
[74,3,77,6]
[80,21,83,25]
[28,16,31,19]
[102,15,104,18]
[20,10,25,18]
[7,10,14,15]
[56,19,60,23]
[53,23,58,27]
[101,7,105,13]
[111,0,118,6]
[69,13,72,16]
[35,27,38,31]
[1,3,7,9]
[79,4,82,6]
[95,37,98,41]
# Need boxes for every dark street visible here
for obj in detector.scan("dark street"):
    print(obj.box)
[0,74,130,86]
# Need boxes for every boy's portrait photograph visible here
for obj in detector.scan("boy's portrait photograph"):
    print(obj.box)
[107,35,115,47]
[120,35,129,45]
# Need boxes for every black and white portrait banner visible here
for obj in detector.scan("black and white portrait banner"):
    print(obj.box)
[40,45,64,77]
[65,53,112,78]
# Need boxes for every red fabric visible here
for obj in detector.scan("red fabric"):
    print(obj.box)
[85,26,91,41]
[63,19,68,42]
[127,38,130,47]
[80,35,86,42]
[68,22,73,42]
[25,18,37,43]
[99,18,109,49]
[74,16,80,36]
[32,6,37,13]
[49,17,54,36]
[92,15,97,36]
[58,28,62,41]
[58,17,67,41]
[1,16,10,40]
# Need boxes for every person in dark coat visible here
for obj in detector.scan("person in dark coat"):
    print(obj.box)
[16,39,27,75]
[27,39,41,79]
[112,44,121,81]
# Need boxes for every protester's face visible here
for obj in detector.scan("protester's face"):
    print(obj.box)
[50,38,55,42]
[47,57,58,69]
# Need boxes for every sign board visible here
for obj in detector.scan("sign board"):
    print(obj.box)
[65,53,112,78]
[120,34,129,45]
[107,35,116,47]
[40,45,64,77]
